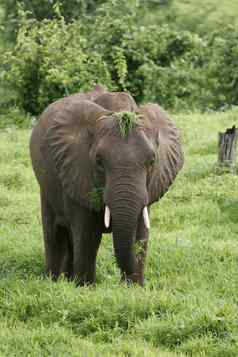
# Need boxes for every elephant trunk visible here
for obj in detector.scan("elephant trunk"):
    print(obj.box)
[105,175,148,284]
[112,206,138,281]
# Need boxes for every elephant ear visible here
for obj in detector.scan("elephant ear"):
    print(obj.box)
[43,100,109,206]
[139,104,184,203]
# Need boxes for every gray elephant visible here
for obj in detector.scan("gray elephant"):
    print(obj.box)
[61,84,106,102]
[30,88,184,286]
[94,91,138,112]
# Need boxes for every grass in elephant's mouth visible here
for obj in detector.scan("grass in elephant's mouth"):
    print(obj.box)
[0,109,238,356]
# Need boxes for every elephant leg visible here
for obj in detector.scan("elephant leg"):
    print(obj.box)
[54,225,73,279]
[70,211,102,286]
[134,215,149,287]
[41,192,73,280]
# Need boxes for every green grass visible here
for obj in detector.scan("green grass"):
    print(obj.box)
[0,108,238,356]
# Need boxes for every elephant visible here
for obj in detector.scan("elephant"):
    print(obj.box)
[94,91,138,112]
[30,89,184,287]
[54,84,107,105]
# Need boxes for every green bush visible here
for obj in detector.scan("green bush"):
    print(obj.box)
[3,0,238,115]
[2,10,113,114]
[204,25,238,110]
[123,26,206,109]
[1,0,106,39]
[2,0,209,115]
[0,107,32,129]
[141,0,238,36]
[2,0,238,118]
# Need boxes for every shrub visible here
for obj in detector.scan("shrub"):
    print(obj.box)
[1,0,106,39]
[2,1,209,115]
[0,107,32,129]
[204,25,238,110]
[123,26,207,109]
[2,10,113,114]
[4,0,238,115]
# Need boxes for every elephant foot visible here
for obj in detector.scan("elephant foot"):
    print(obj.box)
[45,268,74,282]
[45,268,60,281]
[121,271,144,287]
[73,271,96,287]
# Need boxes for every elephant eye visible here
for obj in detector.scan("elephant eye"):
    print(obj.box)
[96,154,104,172]
[149,153,156,167]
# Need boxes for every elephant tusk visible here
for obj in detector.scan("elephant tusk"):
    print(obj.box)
[143,206,150,230]
[104,206,110,228]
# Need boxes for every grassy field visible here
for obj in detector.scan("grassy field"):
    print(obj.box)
[0,108,238,356]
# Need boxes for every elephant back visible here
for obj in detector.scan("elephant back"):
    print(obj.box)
[95,92,137,112]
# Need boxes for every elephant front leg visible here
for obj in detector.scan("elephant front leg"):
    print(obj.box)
[70,210,102,286]
[134,215,149,287]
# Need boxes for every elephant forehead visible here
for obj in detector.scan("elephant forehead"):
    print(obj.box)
[110,130,154,150]
[99,132,154,163]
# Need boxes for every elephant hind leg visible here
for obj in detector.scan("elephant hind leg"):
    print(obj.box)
[54,225,73,279]
[41,193,73,280]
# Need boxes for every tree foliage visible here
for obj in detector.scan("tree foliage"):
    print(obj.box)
[2,0,238,115]
[0,0,106,39]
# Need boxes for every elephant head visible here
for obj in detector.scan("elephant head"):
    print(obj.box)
[44,99,183,282]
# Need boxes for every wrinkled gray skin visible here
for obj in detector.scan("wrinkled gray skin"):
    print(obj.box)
[94,91,138,112]
[59,84,106,103]
[30,86,184,286]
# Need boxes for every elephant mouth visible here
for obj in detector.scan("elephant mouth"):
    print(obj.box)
[104,205,150,230]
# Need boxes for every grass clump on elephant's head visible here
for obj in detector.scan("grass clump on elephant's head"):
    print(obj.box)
[114,111,138,137]
[87,187,104,212]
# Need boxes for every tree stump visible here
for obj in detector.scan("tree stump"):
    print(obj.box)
[218,125,238,173]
